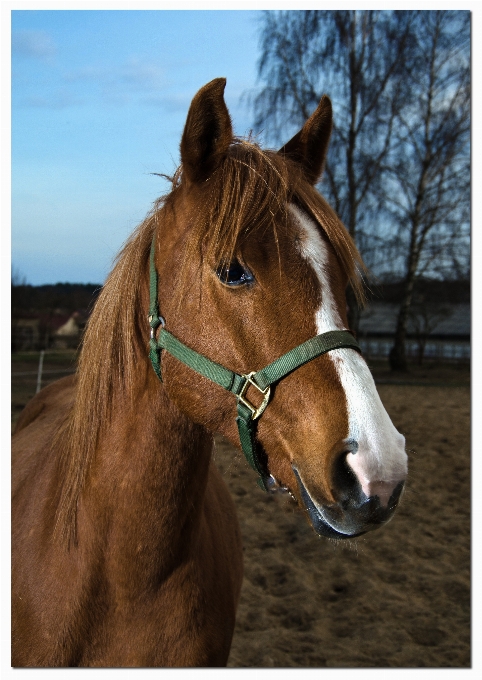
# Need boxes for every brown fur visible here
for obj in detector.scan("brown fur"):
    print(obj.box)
[12,78,364,667]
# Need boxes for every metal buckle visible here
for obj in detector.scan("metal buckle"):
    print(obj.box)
[238,372,271,420]
[148,315,165,339]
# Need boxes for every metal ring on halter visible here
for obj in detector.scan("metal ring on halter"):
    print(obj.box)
[148,315,166,339]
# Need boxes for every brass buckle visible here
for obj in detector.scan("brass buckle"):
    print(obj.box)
[238,372,271,420]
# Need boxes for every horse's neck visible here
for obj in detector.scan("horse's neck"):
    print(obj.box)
[81,370,213,573]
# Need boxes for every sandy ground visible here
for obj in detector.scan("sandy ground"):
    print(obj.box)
[213,384,470,668]
[12,358,470,667]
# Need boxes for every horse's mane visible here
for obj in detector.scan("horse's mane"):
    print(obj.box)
[54,138,366,546]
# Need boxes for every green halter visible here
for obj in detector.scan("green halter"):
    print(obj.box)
[148,237,361,491]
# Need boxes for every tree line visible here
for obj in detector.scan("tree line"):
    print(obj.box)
[250,9,470,371]
[12,279,101,318]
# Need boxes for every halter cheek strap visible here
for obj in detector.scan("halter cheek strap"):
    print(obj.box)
[148,237,362,491]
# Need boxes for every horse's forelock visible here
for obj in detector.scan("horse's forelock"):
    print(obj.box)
[186,141,294,266]
[180,140,365,303]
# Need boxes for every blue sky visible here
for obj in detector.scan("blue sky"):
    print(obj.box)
[11,9,267,284]
[9,5,481,288]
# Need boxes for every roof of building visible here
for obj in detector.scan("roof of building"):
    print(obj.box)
[358,302,470,338]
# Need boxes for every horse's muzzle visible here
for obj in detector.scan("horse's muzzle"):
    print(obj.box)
[292,466,405,539]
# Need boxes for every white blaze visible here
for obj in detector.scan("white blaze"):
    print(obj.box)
[290,204,407,505]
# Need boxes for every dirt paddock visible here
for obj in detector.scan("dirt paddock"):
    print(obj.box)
[215,380,470,668]
[12,358,470,667]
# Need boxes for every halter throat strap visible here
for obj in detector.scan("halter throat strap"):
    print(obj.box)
[147,236,361,490]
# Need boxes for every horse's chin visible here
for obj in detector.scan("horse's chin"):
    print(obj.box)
[265,472,365,540]
[291,467,400,540]
[297,493,367,540]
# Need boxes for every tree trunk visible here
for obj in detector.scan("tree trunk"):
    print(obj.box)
[389,136,432,370]
[389,267,417,372]
[345,13,360,336]
[418,338,426,366]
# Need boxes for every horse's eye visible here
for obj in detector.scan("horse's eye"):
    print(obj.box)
[216,260,254,286]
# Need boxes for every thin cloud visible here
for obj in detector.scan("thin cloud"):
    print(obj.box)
[18,91,83,110]
[64,58,166,102]
[120,58,165,91]
[143,92,190,112]
[12,30,56,59]
[14,53,169,109]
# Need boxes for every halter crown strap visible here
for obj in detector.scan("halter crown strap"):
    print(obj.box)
[147,236,361,490]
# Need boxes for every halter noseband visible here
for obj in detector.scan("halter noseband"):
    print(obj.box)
[147,237,361,491]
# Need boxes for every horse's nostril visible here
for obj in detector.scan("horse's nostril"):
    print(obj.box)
[363,479,404,508]
[331,451,362,505]
[332,450,405,511]
[344,450,406,509]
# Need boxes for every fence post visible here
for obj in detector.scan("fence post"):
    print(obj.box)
[36,350,45,394]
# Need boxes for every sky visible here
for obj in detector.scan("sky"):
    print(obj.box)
[9,4,481,288]
[11,8,266,285]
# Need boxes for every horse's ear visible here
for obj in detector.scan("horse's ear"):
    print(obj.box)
[180,78,233,184]
[278,95,333,185]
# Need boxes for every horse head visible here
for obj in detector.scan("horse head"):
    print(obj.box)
[151,78,407,540]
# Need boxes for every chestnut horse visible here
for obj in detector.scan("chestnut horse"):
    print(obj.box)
[12,78,407,667]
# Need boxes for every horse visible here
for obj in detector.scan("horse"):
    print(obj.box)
[11,78,408,667]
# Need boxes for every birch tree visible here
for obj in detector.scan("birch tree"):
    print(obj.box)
[251,10,414,332]
[385,10,470,371]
